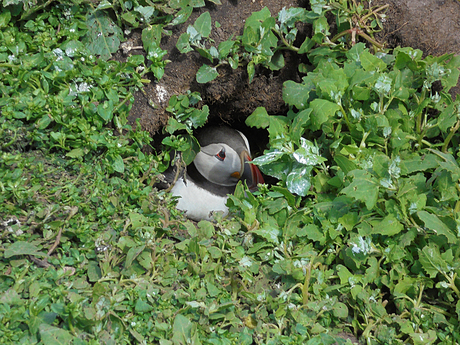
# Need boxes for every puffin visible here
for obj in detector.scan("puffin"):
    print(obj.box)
[169,126,264,221]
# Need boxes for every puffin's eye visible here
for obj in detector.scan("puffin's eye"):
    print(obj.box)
[215,148,226,161]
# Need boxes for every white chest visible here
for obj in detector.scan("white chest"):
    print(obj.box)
[170,178,229,221]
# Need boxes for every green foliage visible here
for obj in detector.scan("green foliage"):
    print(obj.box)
[176,0,389,83]
[246,107,325,196]
[83,9,124,60]
[3,0,460,344]
[240,15,460,345]
[162,91,209,164]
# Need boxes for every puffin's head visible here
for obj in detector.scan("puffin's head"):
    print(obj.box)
[193,128,264,190]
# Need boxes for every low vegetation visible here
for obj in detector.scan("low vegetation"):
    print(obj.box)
[1,0,460,344]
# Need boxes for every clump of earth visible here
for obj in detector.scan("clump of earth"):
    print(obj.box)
[120,0,460,140]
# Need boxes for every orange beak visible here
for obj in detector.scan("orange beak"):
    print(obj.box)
[231,151,264,191]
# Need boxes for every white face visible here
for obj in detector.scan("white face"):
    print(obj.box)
[193,143,242,186]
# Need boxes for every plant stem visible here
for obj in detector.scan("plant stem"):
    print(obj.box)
[445,272,460,298]
[0,63,19,68]
[441,119,460,153]
[360,5,389,22]
[357,31,384,49]
[272,28,299,52]
[302,263,311,305]
[405,135,432,147]
[331,29,352,43]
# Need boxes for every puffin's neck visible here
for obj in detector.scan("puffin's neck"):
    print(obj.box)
[187,162,236,197]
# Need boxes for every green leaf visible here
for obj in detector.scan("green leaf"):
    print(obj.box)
[278,7,308,29]
[121,11,137,26]
[97,0,113,10]
[371,215,403,236]
[253,227,281,244]
[282,80,311,109]
[456,300,460,319]
[333,302,348,319]
[252,149,285,165]
[97,100,113,122]
[309,99,340,131]
[195,47,213,62]
[419,244,446,279]
[304,224,326,243]
[0,9,11,28]
[209,46,220,59]
[346,43,366,62]
[176,33,193,53]
[360,50,387,71]
[4,241,47,258]
[135,6,157,21]
[66,148,85,158]
[444,56,460,89]
[244,6,271,29]
[83,10,123,60]
[193,12,212,38]
[87,261,102,282]
[341,170,379,210]
[400,153,439,175]
[218,40,235,59]
[172,314,193,345]
[286,165,312,196]
[293,138,326,166]
[313,16,329,36]
[247,61,255,83]
[336,264,353,284]
[112,153,125,173]
[196,64,218,83]
[437,103,459,132]
[417,211,456,243]
[125,245,146,268]
[246,107,270,129]
[298,37,315,54]
[290,109,312,143]
[267,50,285,70]
[171,5,193,25]
[182,135,200,165]
[37,114,53,129]
[39,324,74,344]
[242,25,258,49]
[166,118,187,134]
[190,105,209,127]
[135,299,154,313]
[409,330,437,345]
[334,155,358,175]
[192,0,205,7]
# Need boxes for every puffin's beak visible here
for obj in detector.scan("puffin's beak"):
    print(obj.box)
[231,151,264,191]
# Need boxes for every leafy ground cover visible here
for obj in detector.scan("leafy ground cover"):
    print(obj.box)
[1,0,460,344]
